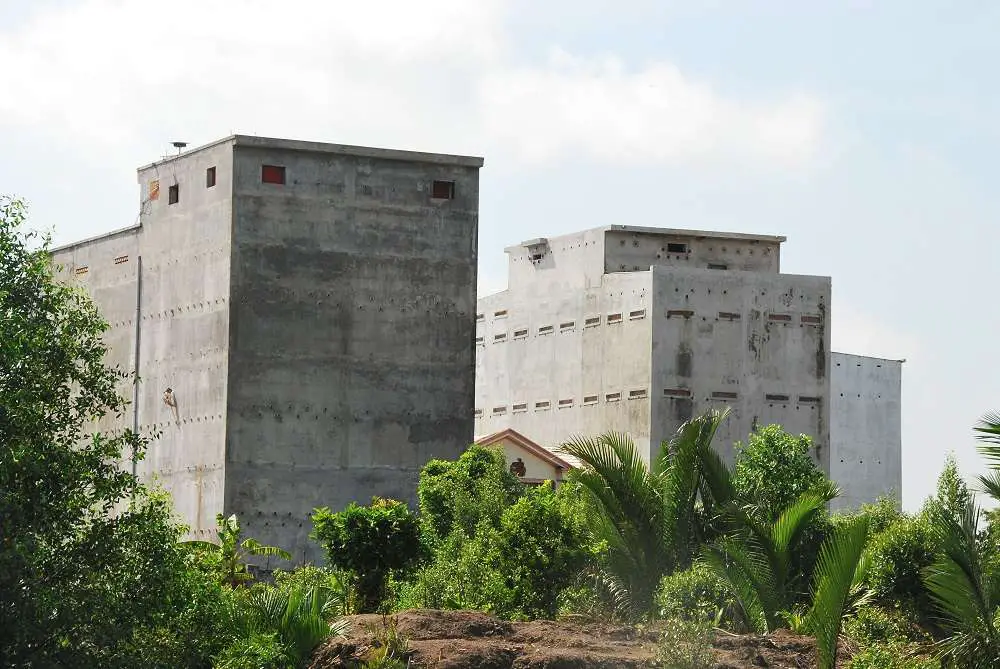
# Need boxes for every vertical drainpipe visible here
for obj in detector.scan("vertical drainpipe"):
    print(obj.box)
[131,255,143,480]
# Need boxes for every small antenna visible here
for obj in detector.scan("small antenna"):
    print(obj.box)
[171,141,188,155]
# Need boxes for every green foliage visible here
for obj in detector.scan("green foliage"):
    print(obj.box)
[844,606,926,645]
[974,411,1000,503]
[359,616,410,669]
[922,499,1000,667]
[0,196,226,667]
[400,482,592,620]
[655,618,716,669]
[864,514,936,611]
[272,565,352,617]
[702,488,837,634]
[656,564,738,628]
[312,497,423,613]
[922,454,973,523]
[732,424,829,522]
[218,583,349,669]
[185,513,292,588]
[417,445,523,543]
[560,409,732,618]
[846,642,940,669]
[834,498,903,536]
[805,514,870,669]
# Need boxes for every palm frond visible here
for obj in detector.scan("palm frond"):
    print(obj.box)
[768,492,828,586]
[242,538,292,561]
[805,514,870,669]
[977,471,1000,505]
[974,411,1000,447]
[701,537,777,634]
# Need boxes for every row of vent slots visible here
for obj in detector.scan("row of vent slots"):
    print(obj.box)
[74,255,131,274]
[476,390,823,415]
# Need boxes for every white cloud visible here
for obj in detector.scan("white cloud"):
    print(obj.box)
[0,0,823,167]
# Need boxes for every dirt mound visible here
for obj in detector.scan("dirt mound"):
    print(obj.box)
[309,609,843,668]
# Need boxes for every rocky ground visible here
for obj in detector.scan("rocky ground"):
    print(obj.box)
[309,609,850,668]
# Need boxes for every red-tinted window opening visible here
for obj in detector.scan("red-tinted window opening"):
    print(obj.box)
[262,165,286,185]
[431,180,455,199]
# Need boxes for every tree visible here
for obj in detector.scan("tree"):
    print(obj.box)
[559,408,731,618]
[0,196,223,666]
[312,497,423,613]
[184,513,292,588]
[732,424,830,523]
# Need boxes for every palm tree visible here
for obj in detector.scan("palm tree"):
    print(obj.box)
[974,411,1000,502]
[185,513,292,587]
[701,487,837,634]
[922,499,1000,668]
[217,584,350,668]
[559,408,731,618]
[805,514,870,669]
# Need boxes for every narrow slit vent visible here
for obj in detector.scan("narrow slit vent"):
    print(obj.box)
[535,401,551,410]
[513,328,528,339]
[711,391,738,400]
[718,311,741,321]
[629,389,648,400]
[768,313,792,322]
[114,255,129,265]
[512,402,528,412]
[667,242,688,253]
[560,321,575,330]
[492,406,507,415]
[474,336,484,344]
[708,263,728,270]
[493,333,507,342]
[584,316,601,328]
[494,309,508,318]
[629,309,646,320]
[605,392,621,402]
[583,395,599,405]
[663,388,691,398]
[538,325,554,335]
[607,313,623,324]
[765,393,790,402]
[476,313,485,321]
[801,315,823,325]
[74,266,89,275]
[474,408,483,417]
[667,309,694,319]
[558,398,574,408]
[798,396,822,404]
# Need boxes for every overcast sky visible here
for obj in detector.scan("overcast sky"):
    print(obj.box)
[2,0,996,510]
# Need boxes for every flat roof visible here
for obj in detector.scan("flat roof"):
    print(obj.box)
[138,134,484,171]
[49,223,140,255]
[506,225,786,253]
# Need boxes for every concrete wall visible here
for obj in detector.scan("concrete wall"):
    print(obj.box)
[224,140,481,561]
[475,270,654,459]
[604,229,781,275]
[830,353,902,511]
[649,266,831,468]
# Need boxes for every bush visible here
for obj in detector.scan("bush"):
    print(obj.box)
[844,606,926,645]
[865,515,936,611]
[312,497,423,613]
[846,641,940,669]
[272,565,352,617]
[656,618,716,669]
[656,564,739,629]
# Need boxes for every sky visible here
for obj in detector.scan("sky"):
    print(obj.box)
[2,0,997,510]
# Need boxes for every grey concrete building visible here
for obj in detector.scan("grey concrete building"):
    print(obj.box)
[474,226,902,510]
[52,135,483,562]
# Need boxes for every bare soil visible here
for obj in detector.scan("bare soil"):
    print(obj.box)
[308,609,850,668]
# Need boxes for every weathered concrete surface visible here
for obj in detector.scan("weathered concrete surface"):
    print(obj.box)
[52,135,483,562]
[830,352,903,510]
[476,225,900,508]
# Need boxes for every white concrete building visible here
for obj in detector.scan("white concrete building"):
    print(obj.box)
[474,225,902,510]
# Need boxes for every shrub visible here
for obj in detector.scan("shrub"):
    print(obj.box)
[312,497,423,613]
[656,618,716,669]
[865,515,936,611]
[656,564,738,628]
[272,565,352,617]
[846,641,940,669]
[844,606,926,645]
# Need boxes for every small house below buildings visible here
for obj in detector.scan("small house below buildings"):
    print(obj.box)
[474,429,576,487]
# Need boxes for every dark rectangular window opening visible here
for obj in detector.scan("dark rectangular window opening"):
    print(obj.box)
[766,393,790,402]
[768,313,792,322]
[664,388,691,398]
[431,180,455,199]
[708,263,728,270]
[261,165,286,185]
[667,309,694,319]
[167,184,179,205]
[206,166,216,188]
[667,242,688,253]
[711,391,738,400]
